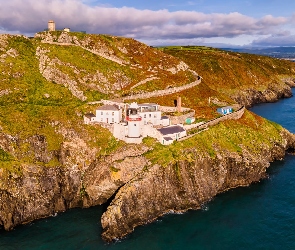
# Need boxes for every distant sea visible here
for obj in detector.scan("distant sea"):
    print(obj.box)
[1,93,295,250]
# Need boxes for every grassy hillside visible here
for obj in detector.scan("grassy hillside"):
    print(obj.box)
[161,46,295,97]
[34,31,193,99]
[0,33,294,172]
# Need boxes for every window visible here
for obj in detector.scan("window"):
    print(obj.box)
[134,124,137,126]
[101,118,103,122]
[101,112,103,115]
[112,118,114,122]
[149,114,151,118]
[112,112,114,116]
[154,114,157,118]
[144,114,146,118]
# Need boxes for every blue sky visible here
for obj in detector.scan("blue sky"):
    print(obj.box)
[1,0,295,47]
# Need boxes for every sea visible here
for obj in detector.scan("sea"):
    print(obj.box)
[1,93,295,250]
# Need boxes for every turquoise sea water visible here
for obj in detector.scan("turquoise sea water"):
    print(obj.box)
[1,95,295,250]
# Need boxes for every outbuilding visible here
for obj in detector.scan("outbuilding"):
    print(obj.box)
[217,106,233,115]
[157,125,187,144]
[84,113,96,124]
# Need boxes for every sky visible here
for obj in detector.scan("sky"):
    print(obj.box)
[0,0,295,47]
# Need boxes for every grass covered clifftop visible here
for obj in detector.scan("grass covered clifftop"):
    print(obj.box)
[143,110,287,167]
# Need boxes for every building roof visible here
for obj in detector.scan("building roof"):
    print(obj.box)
[163,136,173,141]
[97,104,120,111]
[157,125,185,135]
[161,116,169,119]
[85,113,95,118]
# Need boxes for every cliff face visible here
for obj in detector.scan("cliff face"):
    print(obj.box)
[0,165,81,230]
[0,142,149,230]
[101,128,295,241]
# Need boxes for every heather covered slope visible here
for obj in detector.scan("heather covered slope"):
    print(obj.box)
[34,31,194,100]
[161,46,295,108]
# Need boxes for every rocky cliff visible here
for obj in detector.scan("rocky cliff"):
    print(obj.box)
[0,143,150,230]
[100,112,295,241]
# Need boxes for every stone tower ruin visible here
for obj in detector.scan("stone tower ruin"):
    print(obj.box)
[48,20,55,31]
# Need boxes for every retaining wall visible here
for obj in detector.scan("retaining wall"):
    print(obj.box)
[198,106,245,129]
[159,106,191,112]
[122,77,201,101]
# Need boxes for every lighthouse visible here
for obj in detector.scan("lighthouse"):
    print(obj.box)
[126,102,141,138]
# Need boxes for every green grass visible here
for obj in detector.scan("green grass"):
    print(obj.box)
[144,110,283,167]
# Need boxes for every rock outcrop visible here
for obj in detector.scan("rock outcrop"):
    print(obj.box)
[231,82,293,108]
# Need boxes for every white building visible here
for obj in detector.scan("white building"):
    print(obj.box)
[137,103,161,125]
[83,113,96,124]
[84,101,187,145]
[127,102,170,126]
[95,104,122,124]
[157,125,187,145]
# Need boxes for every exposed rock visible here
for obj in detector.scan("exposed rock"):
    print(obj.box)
[284,78,295,87]
[0,35,9,51]
[231,83,292,107]
[0,164,82,230]
[167,61,189,74]
[0,141,150,230]
[6,48,19,58]
[57,32,73,44]
[0,89,11,97]
[36,46,87,101]
[82,144,150,207]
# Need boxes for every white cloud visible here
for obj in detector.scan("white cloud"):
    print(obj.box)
[252,34,295,47]
[0,0,292,46]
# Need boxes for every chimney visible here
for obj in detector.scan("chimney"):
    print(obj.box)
[177,96,182,113]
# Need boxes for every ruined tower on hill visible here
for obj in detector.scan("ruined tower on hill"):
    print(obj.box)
[48,20,55,31]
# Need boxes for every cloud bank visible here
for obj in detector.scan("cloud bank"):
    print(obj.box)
[0,0,294,46]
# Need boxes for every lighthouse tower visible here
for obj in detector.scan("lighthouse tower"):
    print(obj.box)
[126,102,141,138]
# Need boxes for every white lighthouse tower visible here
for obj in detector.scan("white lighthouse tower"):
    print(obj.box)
[126,102,141,138]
